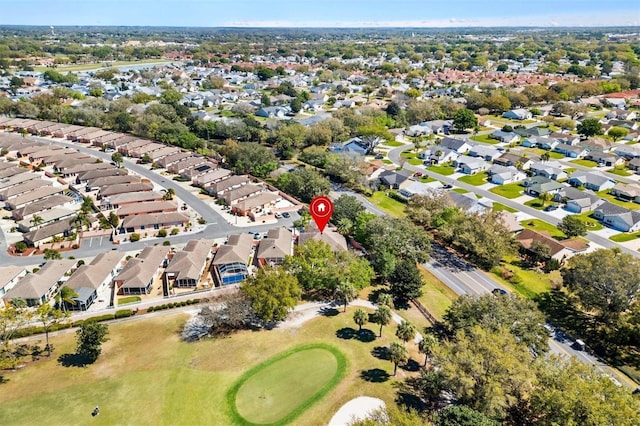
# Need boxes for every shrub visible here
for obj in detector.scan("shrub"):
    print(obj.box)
[156,229,168,238]
[85,314,116,323]
[162,240,171,246]
[129,233,141,242]
[147,306,155,312]
[509,273,523,285]
[14,241,27,253]
[115,309,133,319]
[197,217,206,225]
[170,228,179,235]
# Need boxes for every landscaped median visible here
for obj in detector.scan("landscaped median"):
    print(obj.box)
[227,344,346,426]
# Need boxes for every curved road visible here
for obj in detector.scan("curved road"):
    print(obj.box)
[388,144,640,259]
[0,135,298,266]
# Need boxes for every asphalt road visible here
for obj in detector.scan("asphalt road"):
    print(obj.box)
[387,144,640,259]
[0,135,298,266]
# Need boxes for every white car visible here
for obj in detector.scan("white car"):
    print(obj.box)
[274,212,282,219]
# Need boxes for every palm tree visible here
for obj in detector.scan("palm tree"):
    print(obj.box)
[163,188,175,201]
[335,281,357,312]
[353,309,368,331]
[541,152,550,162]
[56,286,79,314]
[419,333,438,367]
[374,305,392,337]
[539,191,552,207]
[30,215,44,228]
[395,320,417,346]
[389,342,408,376]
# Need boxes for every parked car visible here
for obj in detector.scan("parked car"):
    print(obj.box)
[274,212,282,219]
[374,153,384,160]
[443,184,453,189]
[544,205,558,212]
[413,172,423,177]
[492,288,507,296]
[282,212,291,218]
[571,339,586,351]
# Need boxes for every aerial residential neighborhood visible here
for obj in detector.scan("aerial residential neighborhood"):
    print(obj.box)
[0,3,639,424]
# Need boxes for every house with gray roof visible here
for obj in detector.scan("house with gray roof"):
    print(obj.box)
[567,171,616,192]
[468,144,502,161]
[418,147,459,165]
[378,169,413,189]
[448,191,492,213]
[99,182,154,198]
[164,239,213,288]
[2,259,76,307]
[0,266,28,308]
[593,202,640,232]
[120,212,189,235]
[12,194,74,221]
[298,226,348,252]
[488,164,526,185]
[553,187,604,213]
[256,228,293,267]
[454,155,489,175]
[529,161,567,181]
[523,176,568,197]
[439,137,472,154]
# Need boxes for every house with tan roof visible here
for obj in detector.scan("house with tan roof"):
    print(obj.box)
[298,225,348,252]
[113,245,170,295]
[232,191,281,220]
[0,178,52,201]
[22,219,72,247]
[222,183,265,205]
[156,151,192,168]
[17,207,76,232]
[119,212,190,235]
[211,233,254,285]
[2,259,76,307]
[99,190,164,210]
[64,251,125,310]
[146,146,182,162]
[86,175,141,191]
[117,200,177,218]
[12,194,74,221]
[180,161,218,180]
[118,139,153,156]
[104,135,139,150]
[0,266,28,308]
[193,168,232,188]
[167,156,207,174]
[99,182,154,198]
[0,171,39,191]
[163,239,213,288]
[256,228,293,267]
[516,229,588,263]
[209,175,251,197]
[6,185,66,210]
[610,182,640,204]
[129,142,165,158]
[76,167,128,185]
[0,166,27,180]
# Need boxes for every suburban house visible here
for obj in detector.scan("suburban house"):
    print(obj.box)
[22,220,71,247]
[208,175,251,197]
[167,157,207,175]
[86,175,141,191]
[490,130,519,144]
[454,155,489,175]
[298,226,348,252]
[468,144,502,161]
[163,239,213,288]
[2,259,76,307]
[493,153,533,170]
[222,183,265,205]
[523,176,568,197]
[113,245,170,295]
[585,151,625,167]
[614,144,640,159]
[98,182,154,198]
[488,164,526,185]
[418,147,459,165]
[232,191,281,220]
[119,212,190,235]
[5,185,66,210]
[64,251,125,311]
[593,202,640,232]
[439,137,472,154]
[502,109,532,120]
[397,180,444,199]
[211,233,254,285]
[0,178,52,201]
[553,187,604,213]
[378,169,413,189]
[329,136,380,156]
[12,194,74,221]
[17,207,76,232]
[516,229,588,263]
[76,168,128,185]
[256,228,293,267]
[448,191,492,213]
[255,106,290,118]
[610,182,640,204]
[529,161,567,181]
[553,143,588,159]
[567,171,616,192]
[192,168,232,188]
[629,158,640,173]
[156,151,193,168]
[99,191,164,210]
[515,127,550,138]
[0,266,28,308]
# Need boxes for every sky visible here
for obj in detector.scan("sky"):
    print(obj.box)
[0,0,638,28]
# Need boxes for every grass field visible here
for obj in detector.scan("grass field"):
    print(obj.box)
[489,183,523,199]
[400,151,424,165]
[492,202,518,213]
[523,199,546,210]
[609,167,632,177]
[470,134,499,144]
[570,159,598,168]
[35,59,169,72]
[596,191,640,210]
[610,232,640,243]
[117,296,141,305]
[229,344,345,425]
[457,173,487,186]
[489,262,559,299]
[367,192,406,218]
[0,308,420,426]
[416,266,458,321]
[573,211,604,231]
[381,140,403,147]
[451,188,469,194]
[520,219,565,238]
[427,164,456,176]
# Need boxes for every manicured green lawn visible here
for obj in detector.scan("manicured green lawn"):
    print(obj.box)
[609,167,632,177]
[451,188,469,194]
[416,266,458,321]
[400,151,424,165]
[457,173,487,186]
[0,307,418,425]
[117,296,141,305]
[520,219,565,238]
[381,140,403,147]
[367,191,406,218]
[570,159,598,168]
[597,191,640,210]
[427,164,456,176]
[492,202,518,213]
[419,175,437,183]
[489,262,558,299]
[230,344,345,425]
[470,134,499,144]
[489,183,523,199]
[610,232,640,243]
[572,211,604,231]
[523,199,546,210]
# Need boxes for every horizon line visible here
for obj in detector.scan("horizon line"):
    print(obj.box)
[0,24,638,29]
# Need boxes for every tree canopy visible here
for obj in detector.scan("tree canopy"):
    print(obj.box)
[240,267,301,323]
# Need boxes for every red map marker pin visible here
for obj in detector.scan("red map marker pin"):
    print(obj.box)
[309,195,334,234]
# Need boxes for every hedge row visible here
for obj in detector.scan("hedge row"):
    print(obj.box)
[11,309,135,339]
[147,299,200,312]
